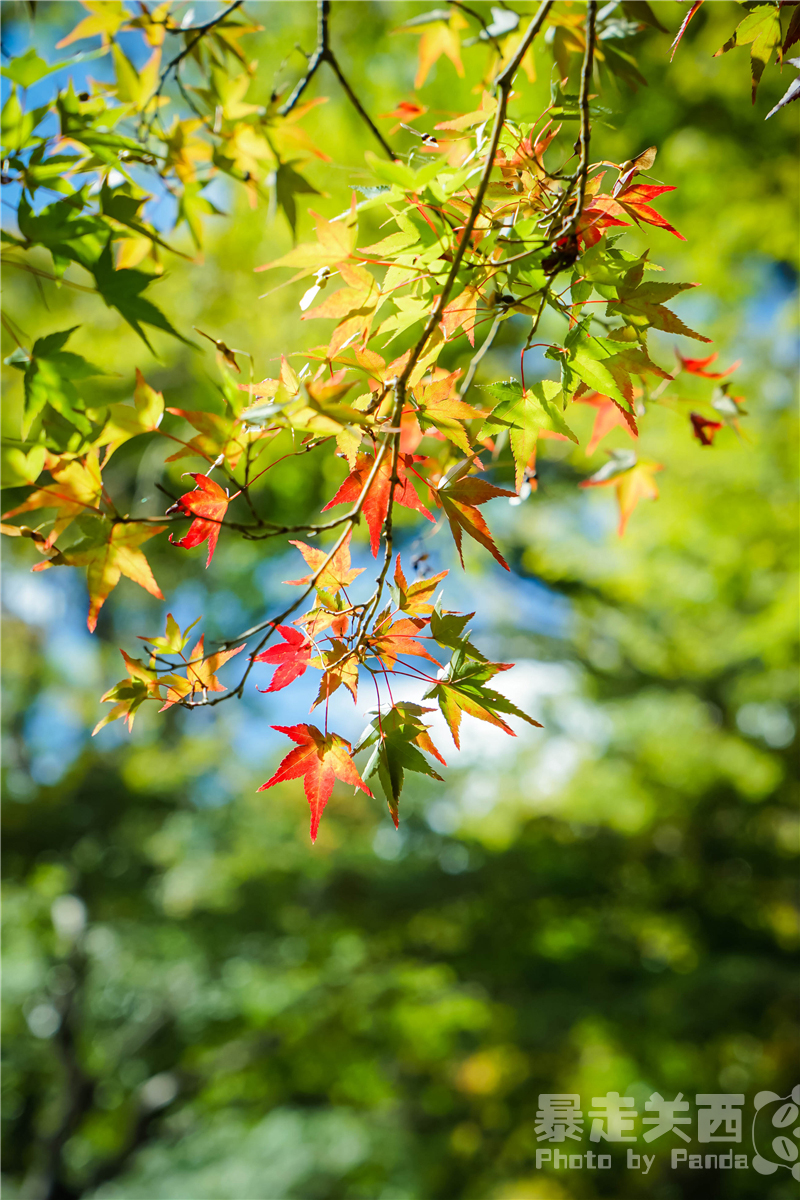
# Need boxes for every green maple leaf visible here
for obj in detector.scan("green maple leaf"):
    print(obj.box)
[354,702,446,826]
[425,651,541,749]
[91,242,194,352]
[479,379,577,491]
[5,326,107,439]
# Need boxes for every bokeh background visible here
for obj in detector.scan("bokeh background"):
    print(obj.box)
[2,3,798,1198]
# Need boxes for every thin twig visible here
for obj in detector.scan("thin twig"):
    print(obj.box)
[278,0,393,158]
[458,311,503,398]
[397,0,554,395]
[141,0,245,137]
[555,1,596,241]
[450,0,505,55]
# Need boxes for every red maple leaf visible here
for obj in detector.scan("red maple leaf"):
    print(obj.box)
[690,412,724,446]
[676,350,740,379]
[254,626,312,692]
[257,724,373,842]
[168,474,230,567]
[614,182,685,241]
[379,100,427,121]
[322,451,434,557]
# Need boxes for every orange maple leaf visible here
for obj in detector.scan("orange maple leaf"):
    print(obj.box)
[2,451,103,550]
[33,519,165,632]
[393,555,448,615]
[402,10,467,89]
[580,456,663,535]
[159,635,245,708]
[322,452,433,557]
[368,615,439,671]
[285,529,365,592]
[258,724,373,842]
[574,391,639,456]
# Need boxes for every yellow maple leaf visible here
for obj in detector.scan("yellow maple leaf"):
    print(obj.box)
[401,11,467,90]
[34,519,165,631]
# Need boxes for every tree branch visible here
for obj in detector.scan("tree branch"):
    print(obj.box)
[555,0,597,241]
[278,0,393,158]
[397,0,554,393]
[141,0,245,136]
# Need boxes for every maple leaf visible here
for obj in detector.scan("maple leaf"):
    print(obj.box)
[413,371,485,456]
[379,100,427,120]
[354,702,445,827]
[606,277,711,343]
[429,604,485,662]
[425,652,541,749]
[690,411,724,446]
[574,391,639,456]
[160,635,245,708]
[322,451,433,557]
[33,517,165,632]
[367,615,439,671]
[168,473,230,567]
[670,1,704,61]
[255,207,358,277]
[56,1,130,48]
[675,350,740,379]
[714,2,781,102]
[710,383,748,437]
[254,625,312,692]
[92,647,187,735]
[2,450,103,550]
[399,9,467,90]
[579,451,663,535]
[165,407,250,470]
[294,601,351,639]
[765,56,800,119]
[614,182,685,241]
[391,555,448,616]
[435,468,516,570]
[310,640,359,708]
[4,325,109,439]
[138,611,201,657]
[257,724,373,843]
[285,530,365,593]
[90,369,164,463]
[441,286,480,346]
[479,380,577,491]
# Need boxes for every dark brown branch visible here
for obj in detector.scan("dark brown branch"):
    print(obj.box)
[278,0,393,158]
[556,0,596,241]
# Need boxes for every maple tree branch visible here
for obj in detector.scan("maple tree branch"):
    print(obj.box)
[450,0,505,55]
[278,0,393,158]
[397,0,553,392]
[141,0,245,137]
[213,426,398,668]
[557,0,596,241]
[354,385,406,642]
